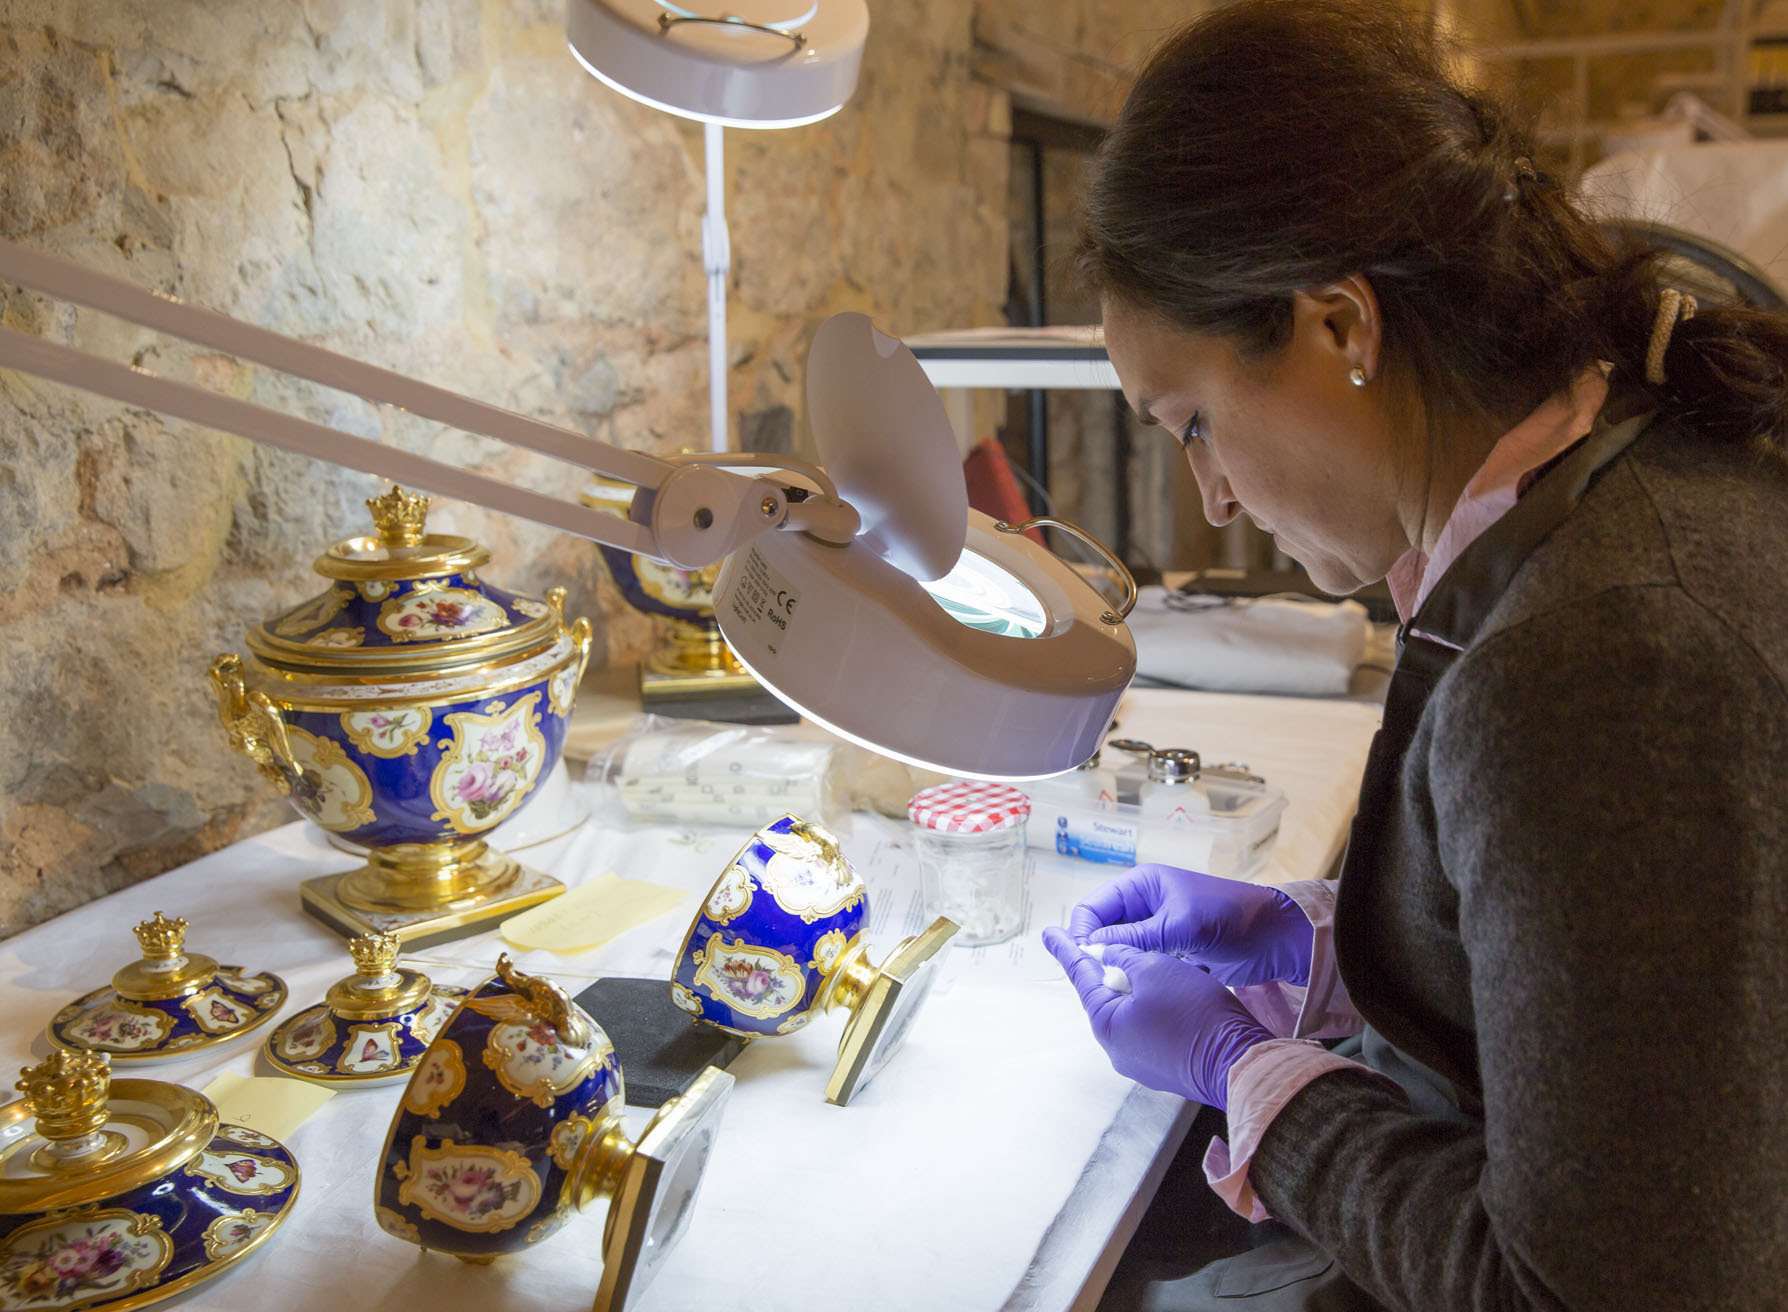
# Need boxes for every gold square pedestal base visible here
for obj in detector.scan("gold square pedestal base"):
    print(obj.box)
[299,864,563,949]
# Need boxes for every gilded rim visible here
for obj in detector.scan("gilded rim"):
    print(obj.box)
[260,984,462,1087]
[48,974,288,1066]
[246,611,557,677]
[0,1130,304,1312]
[313,533,490,582]
[0,1080,219,1214]
[238,634,583,712]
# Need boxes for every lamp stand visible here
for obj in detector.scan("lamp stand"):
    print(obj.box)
[702,120,730,453]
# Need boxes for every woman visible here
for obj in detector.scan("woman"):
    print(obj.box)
[1042,4,1788,1309]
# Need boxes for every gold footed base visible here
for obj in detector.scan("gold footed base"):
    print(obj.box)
[300,851,563,949]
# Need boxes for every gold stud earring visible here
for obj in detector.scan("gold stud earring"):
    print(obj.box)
[1348,366,1368,387]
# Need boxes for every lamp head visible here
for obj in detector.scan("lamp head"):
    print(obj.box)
[710,316,1136,781]
[567,0,868,129]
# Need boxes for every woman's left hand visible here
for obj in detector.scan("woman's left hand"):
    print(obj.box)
[1042,928,1274,1111]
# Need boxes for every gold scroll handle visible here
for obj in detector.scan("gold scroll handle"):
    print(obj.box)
[547,586,596,691]
[495,954,593,1049]
[208,653,300,794]
[994,516,1138,626]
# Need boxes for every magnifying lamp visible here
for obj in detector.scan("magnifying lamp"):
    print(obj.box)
[566,0,871,455]
[0,239,1135,780]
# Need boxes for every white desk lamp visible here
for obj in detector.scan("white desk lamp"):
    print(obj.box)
[566,0,869,452]
[0,239,1134,780]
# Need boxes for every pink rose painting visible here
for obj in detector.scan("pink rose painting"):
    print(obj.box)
[1,1224,155,1303]
[423,1163,522,1223]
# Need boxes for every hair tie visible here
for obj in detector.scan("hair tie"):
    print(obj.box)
[1646,288,1697,385]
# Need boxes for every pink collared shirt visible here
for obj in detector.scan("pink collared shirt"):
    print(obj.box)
[1203,367,1611,1222]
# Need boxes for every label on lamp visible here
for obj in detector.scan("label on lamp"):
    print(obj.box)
[725,546,802,659]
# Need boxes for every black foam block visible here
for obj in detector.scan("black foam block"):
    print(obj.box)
[574,976,747,1108]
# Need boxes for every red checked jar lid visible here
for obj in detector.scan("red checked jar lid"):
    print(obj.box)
[907,780,1032,835]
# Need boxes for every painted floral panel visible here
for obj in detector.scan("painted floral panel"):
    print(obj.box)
[704,864,754,924]
[339,707,432,758]
[479,1019,598,1110]
[62,999,171,1052]
[403,1039,466,1117]
[756,821,863,922]
[201,1209,273,1262]
[274,1007,338,1063]
[281,727,377,832]
[429,694,546,834]
[0,1211,172,1311]
[692,934,806,1020]
[636,558,717,609]
[377,588,508,643]
[397,1139,541,1234]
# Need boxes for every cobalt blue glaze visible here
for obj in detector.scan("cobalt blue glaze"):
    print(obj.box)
[49,968,287,1064]
[672,815,868,1038]
[270,575,542,650]
[374,973,624,1256]
[264,982,468,1085]
[280,685,571,850]
[0,1127,299,1307]
[598,549,711,625]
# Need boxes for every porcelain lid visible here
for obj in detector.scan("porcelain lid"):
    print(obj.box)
[0,1051,217,1215]
[246,486,565,677]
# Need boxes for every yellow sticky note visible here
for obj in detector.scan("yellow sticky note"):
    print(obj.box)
[201,1073,334,1142]
[501,873,687,956]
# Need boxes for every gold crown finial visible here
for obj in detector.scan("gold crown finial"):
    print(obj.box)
[17,1051,111,1141]
[132,912,187,961]
[349,932,401,979]
[367,485,431,548]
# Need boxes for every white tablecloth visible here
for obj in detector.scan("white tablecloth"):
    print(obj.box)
[0,689,1380,1311]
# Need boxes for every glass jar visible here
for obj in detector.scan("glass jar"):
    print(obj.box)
[906,781,1032,947]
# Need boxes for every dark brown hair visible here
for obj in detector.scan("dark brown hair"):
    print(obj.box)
[1077,0,1788,453]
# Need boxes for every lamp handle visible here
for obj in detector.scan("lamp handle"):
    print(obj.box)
[658,12,808,49]
[995,517,1138,622]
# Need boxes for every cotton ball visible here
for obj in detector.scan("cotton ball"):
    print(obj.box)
[1102,965,1132,994]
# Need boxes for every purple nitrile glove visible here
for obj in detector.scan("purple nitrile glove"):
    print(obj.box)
[1042,928,1273,1110]
[1067,864,1313,988]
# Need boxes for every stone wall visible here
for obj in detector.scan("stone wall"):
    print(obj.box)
[0,0,1030,932]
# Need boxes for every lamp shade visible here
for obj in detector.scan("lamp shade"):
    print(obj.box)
[567,0,868,129]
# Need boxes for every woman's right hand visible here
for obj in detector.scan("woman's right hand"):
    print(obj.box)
[1067,864,1314,988]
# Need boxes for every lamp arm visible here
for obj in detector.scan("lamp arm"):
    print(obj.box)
[0,239,794,568]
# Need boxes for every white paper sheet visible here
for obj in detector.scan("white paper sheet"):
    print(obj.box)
[0,686,1380,1311]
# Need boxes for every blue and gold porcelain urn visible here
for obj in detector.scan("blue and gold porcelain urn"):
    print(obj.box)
[672,814,958,1105]
[0,1050,300,1311]
[376,956,732,1312]
[209,485,593,947]
[49,913,287,1065]
[263,932,467,1087]
[580,478,762,707]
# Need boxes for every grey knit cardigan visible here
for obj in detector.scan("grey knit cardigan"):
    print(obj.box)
[1251,420,1788,1310]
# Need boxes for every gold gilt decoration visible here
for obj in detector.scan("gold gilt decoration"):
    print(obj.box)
[368,485,431,548]
[493,954,592,1049]
[17,1050,111,1142]
[133,913,187,964]
[209,655,299,795]
[349,932,401,980]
